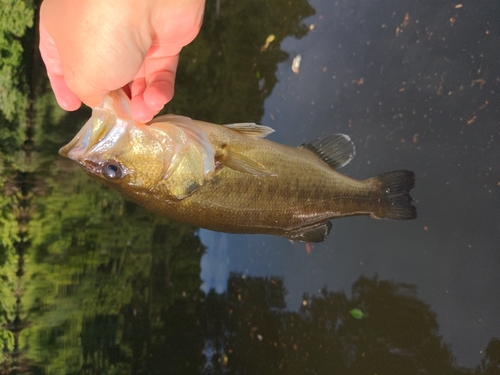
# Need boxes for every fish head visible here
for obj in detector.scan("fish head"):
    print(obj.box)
[59,90,177,196]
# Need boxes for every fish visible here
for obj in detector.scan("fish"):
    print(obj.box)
[60,89,416,242]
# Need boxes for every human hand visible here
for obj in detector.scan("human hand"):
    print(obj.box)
[39,0,205,122]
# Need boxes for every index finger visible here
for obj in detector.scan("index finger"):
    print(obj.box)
[39,19,81,110]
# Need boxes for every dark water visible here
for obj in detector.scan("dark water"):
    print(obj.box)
[1,0,499,374]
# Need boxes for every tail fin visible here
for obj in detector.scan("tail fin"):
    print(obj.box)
[373,170,417,220]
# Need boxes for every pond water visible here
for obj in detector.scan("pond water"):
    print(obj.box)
[0,0,499,374]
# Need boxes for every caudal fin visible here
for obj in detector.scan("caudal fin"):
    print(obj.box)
[373,170,417,220]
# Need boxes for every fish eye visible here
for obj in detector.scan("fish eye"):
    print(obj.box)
[102,161,123,179]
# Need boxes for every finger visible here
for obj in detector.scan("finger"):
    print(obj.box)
[142,53,179,111]
[129,77,156,122]
[130,95,157,123]
[48,75,82,111]
[39,17,82,111]
[143,70,176,111]
[130,76,147,105]
[129,53,178,120]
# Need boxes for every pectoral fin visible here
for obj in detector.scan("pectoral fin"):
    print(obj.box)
[300,134,355,169]
[222,149,277,177]
[223,123,275,138]
[285,221,332,243]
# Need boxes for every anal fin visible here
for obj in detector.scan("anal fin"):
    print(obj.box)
[285,221,332,243]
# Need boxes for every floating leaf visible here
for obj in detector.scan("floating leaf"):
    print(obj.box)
[350,308,367,319]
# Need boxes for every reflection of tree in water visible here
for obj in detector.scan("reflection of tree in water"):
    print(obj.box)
[202,274,475,375]
[165,0,315,124]
[475,338,500,375]
[19,262,500,374]
[203,274,288,374]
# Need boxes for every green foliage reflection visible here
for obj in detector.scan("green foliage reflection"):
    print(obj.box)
[0,0,34,158]
[164,0,315,124]
[201,274,474,375]
[19,163,204,374]
[0,0,35,366]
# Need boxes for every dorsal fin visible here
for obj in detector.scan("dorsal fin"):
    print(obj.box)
[223,123,275,138]
[150,114,197,129]
[299,134,355,169]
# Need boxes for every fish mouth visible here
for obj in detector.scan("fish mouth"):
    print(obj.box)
[59,116,93,160]
[76,159,102,175]
[59,90,132,160]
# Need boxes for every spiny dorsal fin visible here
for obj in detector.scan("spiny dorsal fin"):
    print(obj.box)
[222,149,277,177]
[300,134,355,169]
[223,123,275,138]
[149,114,195,127]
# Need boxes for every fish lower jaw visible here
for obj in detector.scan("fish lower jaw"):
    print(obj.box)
[78,160,102,175]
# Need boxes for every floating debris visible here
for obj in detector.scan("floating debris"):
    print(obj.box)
[402,13,410,27]
[396,12,410,36]
[471,78,486,89]
[221,354,228,366]
[292,54,302,74]
[478,100,489,110]
[258,78,266,91]
[467,115,477,125]
[350,308,368,319]
[261,34,276,51]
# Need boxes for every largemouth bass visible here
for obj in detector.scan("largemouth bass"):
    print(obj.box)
[60,90,416,242]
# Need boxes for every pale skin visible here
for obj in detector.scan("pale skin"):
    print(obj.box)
[39,0,205,122]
